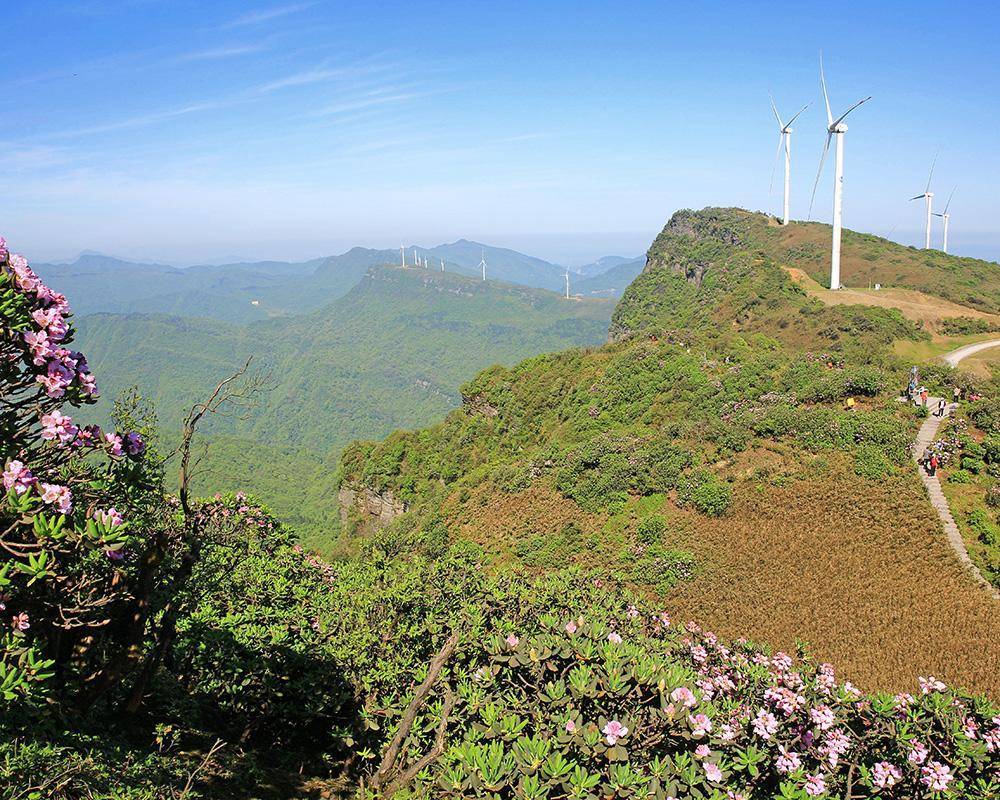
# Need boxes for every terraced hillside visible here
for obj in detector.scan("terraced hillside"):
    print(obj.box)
[339,207,1000,696]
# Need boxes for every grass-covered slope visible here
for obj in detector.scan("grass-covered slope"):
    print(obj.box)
[338,207,1000,696]
[758,215,1000,311]
[74,266,614,543]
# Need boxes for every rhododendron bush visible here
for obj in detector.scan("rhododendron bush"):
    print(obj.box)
[373,615,1000,799]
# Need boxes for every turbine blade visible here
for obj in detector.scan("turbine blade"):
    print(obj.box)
[925,150,938,194]
[909,194,925,201]
[932,213,945,217]
[786,102,810,126]
[808,131,833,219]
[820,52,833,126]
[769,92,784,128]
[833,96,871,127]
[769,131,783,196]
[943,185,956,214]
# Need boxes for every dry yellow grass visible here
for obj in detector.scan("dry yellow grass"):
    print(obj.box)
[665,461,1000,697]
[784,266,1000,333]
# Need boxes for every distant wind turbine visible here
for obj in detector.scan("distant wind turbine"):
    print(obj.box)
[401,244,406,267]
[933,186,956,254]
[769,94,809,225]
[413,248,418,266]
[809,53,871,291]
[564,269,570,299]
[910,153,937,249]
[440,258,445,272]
[479,249,487,281]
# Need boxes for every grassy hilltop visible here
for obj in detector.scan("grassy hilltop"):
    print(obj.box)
[339,207,1000,696]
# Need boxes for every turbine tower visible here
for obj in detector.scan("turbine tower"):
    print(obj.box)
[910,154,937,249]
[401,245,406,268]
[564,269,570,299]
[440,258,445,272]
[933,187,956,254]
[479,249,487,281]
[769,95,809,225]
[809,54,871,291]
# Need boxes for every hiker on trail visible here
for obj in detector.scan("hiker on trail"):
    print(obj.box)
[928,453,939,476]
[936,398,947,417]
[920,387,929,407]
[953,386,961,404]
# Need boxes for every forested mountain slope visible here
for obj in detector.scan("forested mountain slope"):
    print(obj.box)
[74,266,614,541]
[339,207,1000,695]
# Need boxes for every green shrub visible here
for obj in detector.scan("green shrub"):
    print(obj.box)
[947,469,973,484]
[853,445,894,480]
[635,515,666,546]
[677,472,732,517]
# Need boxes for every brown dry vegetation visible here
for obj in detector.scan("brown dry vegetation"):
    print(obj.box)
[665,459,1000,696]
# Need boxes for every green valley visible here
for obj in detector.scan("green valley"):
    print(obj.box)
[73,265,614,546]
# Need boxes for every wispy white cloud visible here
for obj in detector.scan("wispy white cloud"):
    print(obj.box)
[175,43,268,63]
[222,3,316,29]
[312,87,453,117]
[45,100,242,139]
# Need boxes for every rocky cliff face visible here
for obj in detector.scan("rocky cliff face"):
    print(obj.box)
[338,484,407,528]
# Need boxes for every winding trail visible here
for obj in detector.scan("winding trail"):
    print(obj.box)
[912,341,1000,599]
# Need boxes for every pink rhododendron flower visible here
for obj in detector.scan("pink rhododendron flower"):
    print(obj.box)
[752,709,778,740]
[602,720,628,745]
[961,717,979,739]
[919,676,947,695]
[2,460,35,495]
[921,761,953,792]
[124,432,145,455]
[776,749,802,774]
[104,431,124,456]
[565,620,577,635]
[809,705,836,730]
[703,762,722,783]
[908,741,929,765]
[689,713,712,738]
[41,410,78,444]
[694,744,711,758]
[804,774,826,796]
[94,507,123,527]
[626,604,639,618]
[504,633,519,648]
[11,612,29,631]
[607,631,622,644]
[39,482,72,513]
[871,761,902,789]
[565,719,576,733]
[771,652,793,671]
[671,686,697,708]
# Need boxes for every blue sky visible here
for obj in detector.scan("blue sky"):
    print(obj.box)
[2,0,999,265]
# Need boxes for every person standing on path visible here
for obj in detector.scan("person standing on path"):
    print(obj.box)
[928,453,939,476]
[936,398,947,417]
[953,386,961,404]
[920,387,929,407]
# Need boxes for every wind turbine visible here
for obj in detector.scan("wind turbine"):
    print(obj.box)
[401,245,406,267]
[933,187,956,253]
[769,95,809,225]
[479,249,487,281]
[564,269,570,299]
[440,258,445,272]
[910,154,937,249]
[809,54,871,291]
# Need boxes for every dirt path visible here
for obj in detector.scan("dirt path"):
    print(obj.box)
[911,341,1000,600]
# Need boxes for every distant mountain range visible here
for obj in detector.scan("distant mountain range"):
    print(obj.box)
[73,265,615,545]
[39,241,642,322]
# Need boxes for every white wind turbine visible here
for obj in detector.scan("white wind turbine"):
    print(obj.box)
[809,54,871,291]
[933,187,956,254]
[440,258,445,272]
[564,269,570,299]
[910,154,937,249]
[479,249,487,281]
[769,95,809,225]
[401,244,406,267]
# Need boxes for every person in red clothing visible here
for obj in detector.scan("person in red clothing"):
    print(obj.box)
[928,453,939,476]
